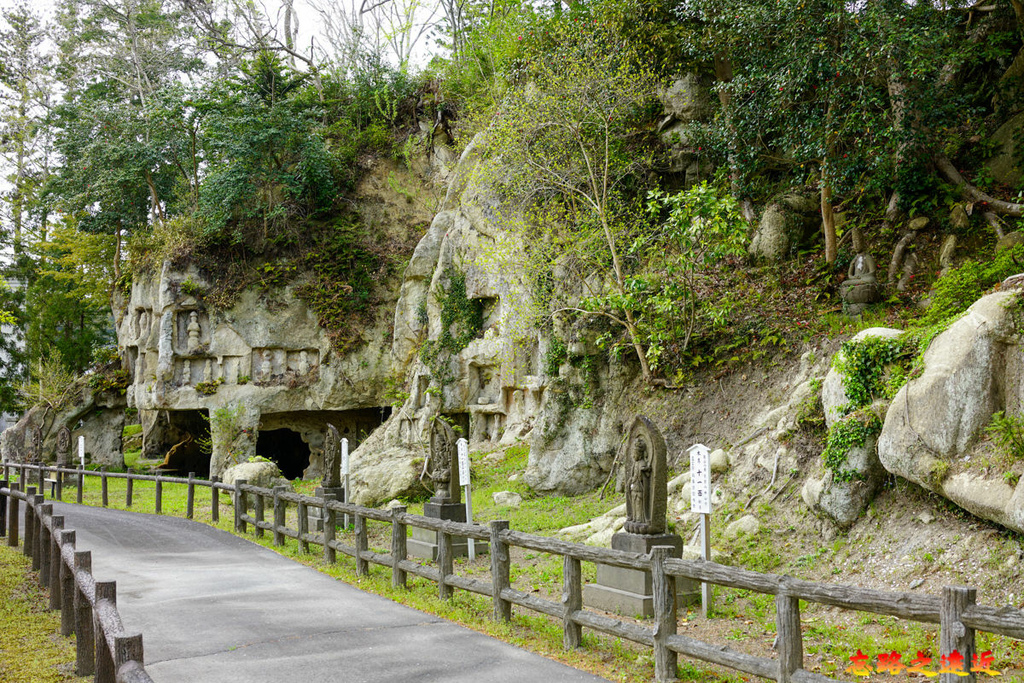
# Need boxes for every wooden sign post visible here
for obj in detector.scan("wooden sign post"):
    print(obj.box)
[457,438,474,560]
[688,443,713,618]
[341,438,350,528]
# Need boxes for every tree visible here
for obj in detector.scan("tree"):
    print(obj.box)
[482,9,663,382]
[678,0,986,262]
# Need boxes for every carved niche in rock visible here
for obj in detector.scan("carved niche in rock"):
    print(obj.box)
[623,416,668,535]
[427,419,460,504]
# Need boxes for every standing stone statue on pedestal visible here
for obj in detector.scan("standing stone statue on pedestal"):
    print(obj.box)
[408,419,487,560]
[310,424,345,532]
[584,416,696,617]
[427,419,459,504]
[56,427,72,466]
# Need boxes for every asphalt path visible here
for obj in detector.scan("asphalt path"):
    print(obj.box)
[50,502,608,683]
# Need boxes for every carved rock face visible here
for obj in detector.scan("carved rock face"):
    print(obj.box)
[623,416,667,535]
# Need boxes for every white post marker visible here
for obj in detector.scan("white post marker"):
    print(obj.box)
[688,443,713,618]
[457,438,474,560]
[341,438,350,528]
[78,436,86,470]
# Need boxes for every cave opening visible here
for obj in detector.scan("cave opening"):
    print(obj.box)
[256,428,310,479]
[152,409,211,477]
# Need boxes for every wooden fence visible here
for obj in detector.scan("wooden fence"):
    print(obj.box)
[4,461,1024,683]
[0,477,154,683]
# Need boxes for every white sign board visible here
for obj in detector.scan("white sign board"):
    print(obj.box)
[688,443,711,514]
[341,438,349,475]
[78,436,86,468]
[457,438,470,485]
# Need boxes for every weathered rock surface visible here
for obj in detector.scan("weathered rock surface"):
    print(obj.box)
[878,292,1024,533]
[221,460,287,490]
[748,200,819,263]
[805,328,902,528]
[492,491,523,508]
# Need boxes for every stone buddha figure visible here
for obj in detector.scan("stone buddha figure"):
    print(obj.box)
[186,311,202,352]
[839,252,881,313]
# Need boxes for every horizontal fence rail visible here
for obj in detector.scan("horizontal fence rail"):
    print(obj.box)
[0,476,154,683]
[3,461,1024,683]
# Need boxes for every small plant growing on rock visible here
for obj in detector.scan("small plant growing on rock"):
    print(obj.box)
[195,378,223,395]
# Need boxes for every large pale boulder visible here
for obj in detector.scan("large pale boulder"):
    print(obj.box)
[221,460,286,489]
[984,111,1024,189]
[806,328,902,528]
[878,292,1024,533]
[748,202,819,263]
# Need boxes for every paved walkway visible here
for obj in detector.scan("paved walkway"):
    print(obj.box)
[52,503,608,683]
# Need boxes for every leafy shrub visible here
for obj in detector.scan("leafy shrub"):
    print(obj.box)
[923,244,1024,326]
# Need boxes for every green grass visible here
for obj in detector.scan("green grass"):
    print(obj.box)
[0,543,86,683]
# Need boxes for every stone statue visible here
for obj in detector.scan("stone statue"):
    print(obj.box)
[56,427,72,465]
[203,359,213,382]
[261,351,273,379]
[623,416,668,535]
[298,350,310,375]
[186,311,202,352]
[323,424,342,488]
[839,252,880,313]
[427,419,460,504]
[137,310,149,343]
[135,353,145,382]
[182,359,192,385]
[31,426,43,463]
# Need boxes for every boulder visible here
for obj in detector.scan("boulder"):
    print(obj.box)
[661,74,713,123]
[709,449,729,473]
[996,230,1024,254]
[878,291,1024,533]
[984,111,1024,189]
[748,203,818,263]
[724,514,760,539]
[810,328,902,527]
[221,460,286,489]
[492,491,523,508]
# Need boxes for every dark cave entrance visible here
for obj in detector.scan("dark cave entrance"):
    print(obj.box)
[256,428,310,480]
[151,409,211,477]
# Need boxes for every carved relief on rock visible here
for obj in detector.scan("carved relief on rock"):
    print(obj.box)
[623,416,668,535]
[427,419,460,504]
[187,311,202,352]
[56,426,72,465]
[322,424,342,488]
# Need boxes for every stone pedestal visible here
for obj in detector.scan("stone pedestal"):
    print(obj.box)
[307,486,345,532]
[407,501,488,560]
[583,532,698,618]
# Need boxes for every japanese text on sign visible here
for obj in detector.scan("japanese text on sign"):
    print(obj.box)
[845,649,1002,677]
[341,438,349,475]
[458,438,470,485]
[688,443,711,514]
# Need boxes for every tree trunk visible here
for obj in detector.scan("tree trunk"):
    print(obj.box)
[936,155,1024,216]
[821,179,837,263]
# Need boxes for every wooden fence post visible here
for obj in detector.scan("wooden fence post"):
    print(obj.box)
[490,520,511,622]
[273,486,286,546]
[0,478,7,537]
[33,497,47,572]
[391,505,407,589]
[76,467,83,504]
[940,586,977,683]
[323,494,337,564]
[74,551,95,676]
[254,491,265,539]
[652,546,678,682]
[355,513,369,576]
[38,505,53,585]
[23,486,36,560]
[59,530,76,636]
[7,482,19,546]
[775,580,803,683]
[298,499,309,553]
[125,469,133,508]
[114,633,144,675]
[437,524,452,600]
[234,479,247,534]
[154,476,163,514]
[562,554,583,649]
[100,467,108,507]
[210,476,220,522]
[94,581,117,683]
[186,472,195,519]
[49,516,64,609]
[55,468,63,500]
[37,464,44,496]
